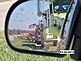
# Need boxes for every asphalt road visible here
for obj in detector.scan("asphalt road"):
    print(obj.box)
[0,0,17,30]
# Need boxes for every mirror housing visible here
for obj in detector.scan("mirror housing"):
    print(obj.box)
[5,0,77,57]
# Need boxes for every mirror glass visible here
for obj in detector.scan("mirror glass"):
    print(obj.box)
[8,0,72,53]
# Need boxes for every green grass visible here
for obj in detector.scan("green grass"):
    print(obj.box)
[11,38,31,49]
[44,26,60,36]
[11,37,36,50]
[44,42,53,51]
[0,31,74,61]
[49,26,60,36]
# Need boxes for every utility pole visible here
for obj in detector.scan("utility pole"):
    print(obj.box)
[37,0,42,17]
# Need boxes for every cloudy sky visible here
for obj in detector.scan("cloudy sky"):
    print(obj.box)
[9,0,49,30]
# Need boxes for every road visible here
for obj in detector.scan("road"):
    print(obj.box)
[0,0,17,30]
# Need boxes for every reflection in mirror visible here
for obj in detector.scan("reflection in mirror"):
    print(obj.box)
[8,0,71,53]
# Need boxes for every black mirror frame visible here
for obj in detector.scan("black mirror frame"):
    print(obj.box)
[4,0,67,57]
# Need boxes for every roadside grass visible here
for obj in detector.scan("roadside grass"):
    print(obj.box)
[0,31,74,61]
[11,37,35,50]
[49,26,60,36]
[44,26,60,36]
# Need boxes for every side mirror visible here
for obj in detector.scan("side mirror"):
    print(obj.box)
[5,0,78,57]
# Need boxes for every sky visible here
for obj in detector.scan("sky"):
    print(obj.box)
[9,0,49,30]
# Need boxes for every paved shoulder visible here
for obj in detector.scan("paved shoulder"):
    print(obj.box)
[0,0,17,30]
